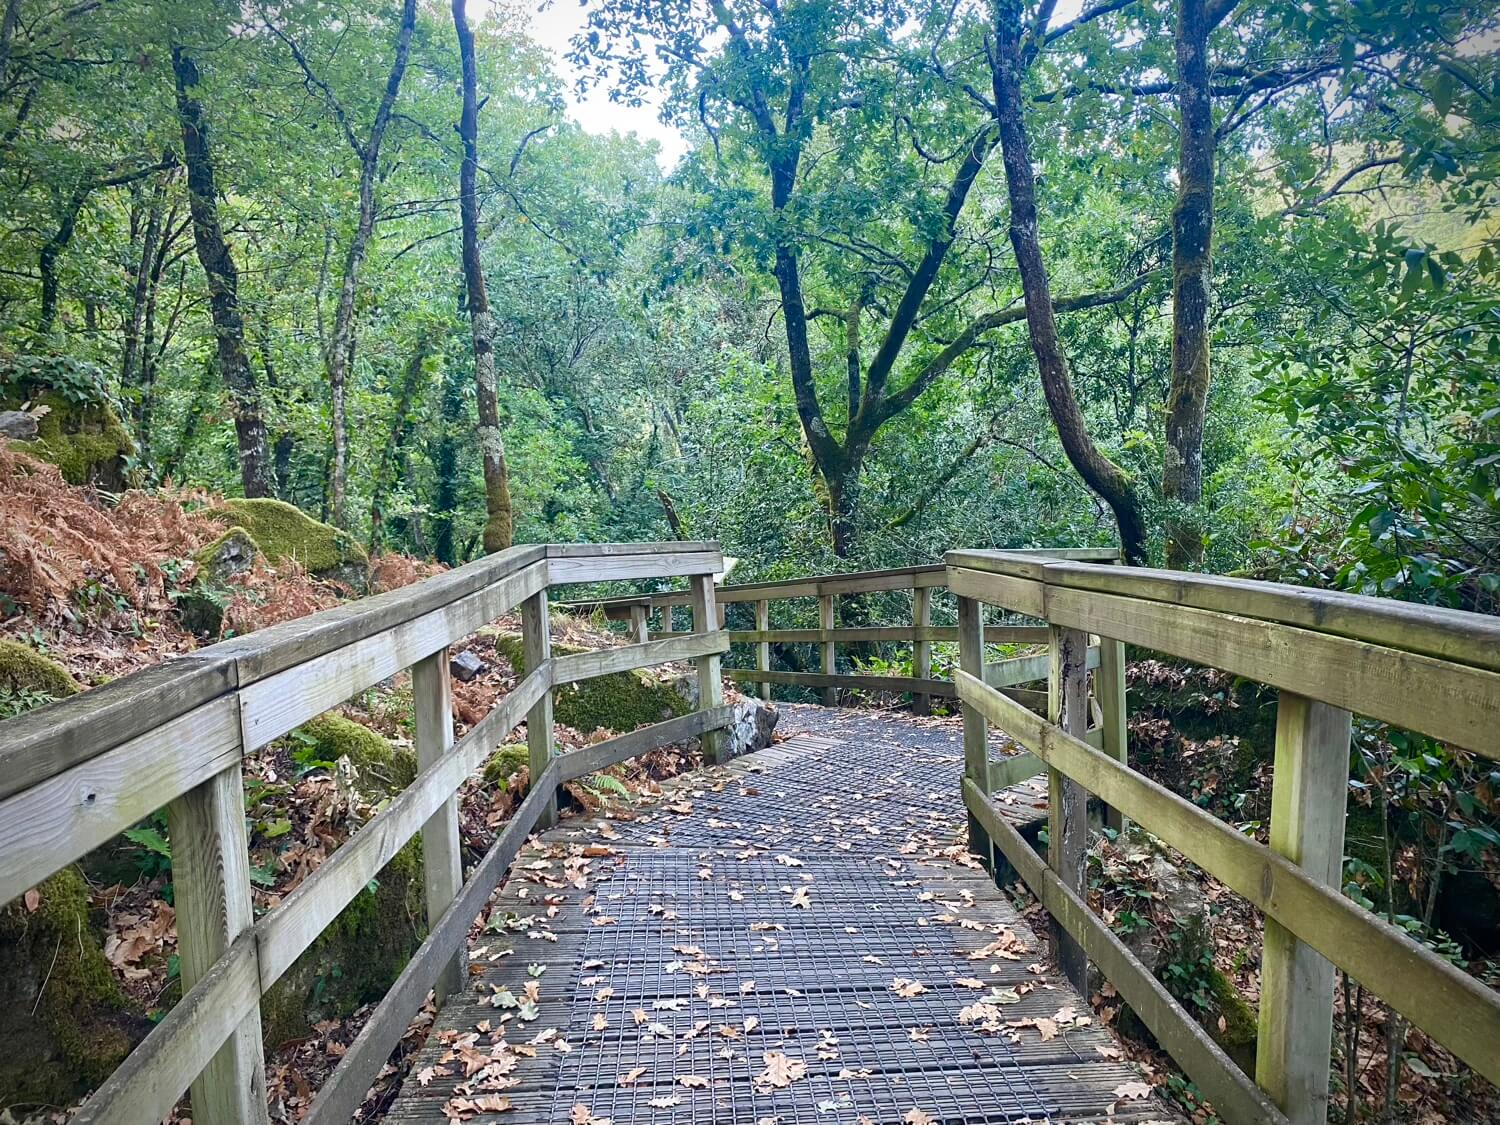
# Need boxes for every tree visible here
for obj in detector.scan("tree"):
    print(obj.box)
[171,45,274,498]
[453,0,514,553]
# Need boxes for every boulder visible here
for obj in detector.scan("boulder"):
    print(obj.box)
[194,527,260,583]
[0,409,38,440]
[725,698,778,758]
[2,390,134,490]
[493,632,691,734]
[0,637,81,704]
[210,498,370,592]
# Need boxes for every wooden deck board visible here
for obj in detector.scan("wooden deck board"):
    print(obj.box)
[382,724,1169,1124]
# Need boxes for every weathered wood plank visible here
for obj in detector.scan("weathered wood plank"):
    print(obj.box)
[522,591,556,831]
[1257,695,1351,1125]
[958,594,990,862]
[0,694,241,906]
[723,668,958,697]
[965,779,1289,1125]
[1097,635,1128,833]
[1047,624,1090,993]
[550,631,728,685]
[413,647,462,1002]
[755,599,771,702]
[237,561,548,751]
[955,668,1500,1085]
[913,586,933,716]
[947,565,1047,618]
[725,625,1050,644]
[556,705,736,782]
[690,574,727,765]
[1045,584,1500,758]
[0,652,236,800]
[545,545,723,584]
[819,594,836,706]
[166,764,267,1125]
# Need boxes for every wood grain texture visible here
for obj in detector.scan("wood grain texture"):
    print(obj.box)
[166,765,267,1125]
[955,667,1500,1086]
[413,647,462,1002]
[522,590,556,830]
[958,594,991,863]
[1047,624,1090,992]
[965,779,1289,1125]
[1096,635,1128,833]
[0,695,242,906]
[755,599,771,701]
[690,573,727,764]
[819,594,837,706]
[913,585,932,716]
[1257,695,1351,1125]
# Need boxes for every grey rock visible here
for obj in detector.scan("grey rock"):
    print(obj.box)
[450,649,487,683]
[0,410,38,441]
[725,698,778,758]
[198,528,259,582]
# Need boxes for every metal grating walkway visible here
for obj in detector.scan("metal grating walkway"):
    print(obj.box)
[384,711,1167,1124]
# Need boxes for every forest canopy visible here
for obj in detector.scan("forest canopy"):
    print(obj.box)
[0,0,1495,609]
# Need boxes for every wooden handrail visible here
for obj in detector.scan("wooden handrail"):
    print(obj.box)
[947,550,1500,1125]
[0,541,733,1125]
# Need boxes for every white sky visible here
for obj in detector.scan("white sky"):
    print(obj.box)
[518,0,689,168]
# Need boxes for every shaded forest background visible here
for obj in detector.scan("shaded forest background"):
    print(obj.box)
[0,0,1494,602]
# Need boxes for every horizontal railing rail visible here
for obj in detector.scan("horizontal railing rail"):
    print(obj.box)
[0,542,732,1125]
[948,549,1500,1125]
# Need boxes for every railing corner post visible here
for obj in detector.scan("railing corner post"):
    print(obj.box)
[691,574,728,764]
[912,585,932,716]
[819,593,836,706]
[1256,691,1351,1125]
[1048,623,1090,994]
[413,646,463,1002]
[956,594,991,863]
[522,589,557,829]
[755,598,771,701]
[166,763,269,1125]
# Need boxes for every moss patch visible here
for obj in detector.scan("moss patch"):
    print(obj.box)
[1202,965,1258,1073]
[483,743,530,791]
[294,713,416,794]
[0,867,149,1106]
[212,498,368,587]
[5,389,134,489]
[494,632,690,734]
[0,637,80,700]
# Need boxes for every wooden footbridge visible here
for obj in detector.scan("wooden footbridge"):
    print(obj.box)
[1,542,1497,1125]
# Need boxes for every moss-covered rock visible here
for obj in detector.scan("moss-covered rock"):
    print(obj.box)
[0,867,150,1106]
[211,498,369,590]
[260,839,426,1049]
[483,743,530,791]
[1201,965,1258,1073]
[493,632,691,734]
[293,713,416,794]
[4,389,134,489]
[193,527,261,582]
[0,637,80,702]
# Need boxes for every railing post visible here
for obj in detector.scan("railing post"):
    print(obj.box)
[629,602,649,643]
[413,647,462,1002]
[659,601,674,634]
[912,585,932,716]
[1256,693,1351,1125]
[957,595,991,862]
[1097,635,1128,833]
[755,598,771,701]
[166,764,269,1125]
[1048,623,1090,993]
[522,589,556,828]
[819,593,836,706]
[690,573,728,764]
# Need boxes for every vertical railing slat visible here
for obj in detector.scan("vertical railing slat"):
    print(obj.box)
[1097,635,1128,833]
[819,594,836,706]
[1047,623,1090,993]
[522,589,557,828]
[413,647,462,1002]
[1256,692,1351,1125]
[957,595,990,862]
[166,764,269,1125]
[912,586,932,716]
[691,574,728,764]
[755,599,771,701]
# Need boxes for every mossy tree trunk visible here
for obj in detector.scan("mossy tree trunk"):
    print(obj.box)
[171,46,274,499]
[453,0,514,556]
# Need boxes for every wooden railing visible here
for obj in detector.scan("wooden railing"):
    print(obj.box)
[948,549,1500,1125]
[565,547,1120,717]
[0,542,731,1125]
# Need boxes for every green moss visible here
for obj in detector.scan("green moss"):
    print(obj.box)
[483,743,531,790]
[212,498,368,583]
[0,867,147,1105]
[493,631,691,734]
[1202,965,1258,1073]
[193,527,261,575]
[7,390,134,488]
[260,839,426,1049]
[0,637,80,699]
[295,713,416,794]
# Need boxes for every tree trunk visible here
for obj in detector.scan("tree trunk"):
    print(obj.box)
[452,0,513,554]
[324,0,418,528]
[122,175,168,399]
[369,337,431,551]
[433,348,466,566]
[171,47,274,498]
[990,0,1148,564]
[1162,0,1217,570]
